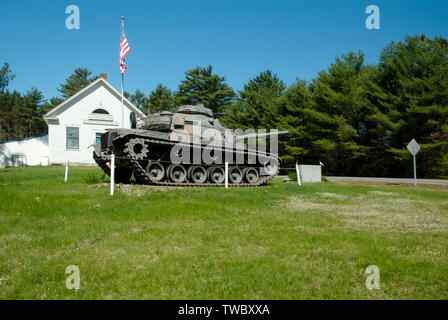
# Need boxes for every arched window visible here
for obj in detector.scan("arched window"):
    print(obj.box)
[92,108,109,114]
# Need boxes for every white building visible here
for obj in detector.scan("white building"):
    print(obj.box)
[0,75,145,167]
[0,134,49,167]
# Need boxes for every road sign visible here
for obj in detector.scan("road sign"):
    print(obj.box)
[407,139,420,187]
[407,138,421,156]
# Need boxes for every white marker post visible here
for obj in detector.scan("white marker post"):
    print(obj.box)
[64,160,69,182]
[110,154,115,196]
[225,162,229,189]
[295,162,301,186]
[407,139,421,187]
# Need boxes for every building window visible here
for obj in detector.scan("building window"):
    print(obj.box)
[92,108,109,114]
[66,127,79,150]
[95,133,102,144]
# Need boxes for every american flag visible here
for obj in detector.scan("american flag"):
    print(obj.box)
[120,30,131,74]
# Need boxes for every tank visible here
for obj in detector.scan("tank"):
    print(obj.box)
[93,104,285,186]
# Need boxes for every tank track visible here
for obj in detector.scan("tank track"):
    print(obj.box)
[93,151,110,176]
[96,137,279,187]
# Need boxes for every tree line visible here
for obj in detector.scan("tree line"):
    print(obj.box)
[0,67,94,142]
[1,34,447,178]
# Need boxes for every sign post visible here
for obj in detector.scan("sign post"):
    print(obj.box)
[406,139,421,187]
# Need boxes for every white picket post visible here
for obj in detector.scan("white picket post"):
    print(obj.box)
[110,154,115,196]
[64,160,69,182]
[295,162,301,186]
[225,162,229,189]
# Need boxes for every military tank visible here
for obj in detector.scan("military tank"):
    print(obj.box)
[93,104,285,186]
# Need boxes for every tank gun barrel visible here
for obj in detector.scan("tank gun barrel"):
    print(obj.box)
[235,130,288,141]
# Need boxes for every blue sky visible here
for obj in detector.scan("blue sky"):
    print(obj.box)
[1,0,447,101]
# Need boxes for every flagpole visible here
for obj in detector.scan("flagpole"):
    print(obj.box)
[121,73,124,128]
[121,16,124,128]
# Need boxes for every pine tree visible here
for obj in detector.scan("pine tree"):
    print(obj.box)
[275,80,314,167]
[127,89,148,112]
[304,51,370,175]
[370,35,448,177]
[0,88,48,141]
[175,65,235,113]
[23,88,47,137]
[0,63,15,92]
[58,68,97,99]
[222,70,285,130]
[148,84,175,113]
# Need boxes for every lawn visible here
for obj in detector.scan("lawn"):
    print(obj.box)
[0,166,447,299]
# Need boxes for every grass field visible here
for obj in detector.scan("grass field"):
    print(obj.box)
[0,166,447,299]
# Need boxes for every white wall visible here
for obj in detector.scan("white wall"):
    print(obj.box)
[0,135,49,168]
[47,81,135,164]
[299,165,322,183]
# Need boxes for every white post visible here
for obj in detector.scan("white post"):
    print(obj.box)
[64,160,69,182]
[225,162,229,189]
[295,162,301,186]
[413,154,417,187]
[110,154,115,196]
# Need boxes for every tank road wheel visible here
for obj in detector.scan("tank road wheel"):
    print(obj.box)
[229,167,243,184]
[124,138,149,160]
[146,162,165,182]
[167,164,187,183]
[207,166,225,184]
[188,165,207,184]
[243,167,259,184]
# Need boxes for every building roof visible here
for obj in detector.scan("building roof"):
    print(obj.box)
[44,77,145,119]
[0,134,48,145]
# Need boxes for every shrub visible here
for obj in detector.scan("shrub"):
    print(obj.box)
[101,173,110,183]
[83,172,108,184]
[288,171,297,181]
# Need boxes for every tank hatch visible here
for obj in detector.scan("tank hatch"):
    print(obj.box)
[177,104,213,117]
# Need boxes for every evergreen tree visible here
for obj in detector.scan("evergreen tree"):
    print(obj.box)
[275,80,315,167]
[23,88,47,137]
[148,84,175,113]
[175,65,235,113]
[58,68,97,99]
[127,89,148,112]
[368,35,448,177]
[0,63,15,91]
[0,90,23,141]
[40,97,64,115]
[222,70,285,129]
[0,88,48,141]
[307,51,370,175]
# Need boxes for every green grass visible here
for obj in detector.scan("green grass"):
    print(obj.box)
[0,166,447,299]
